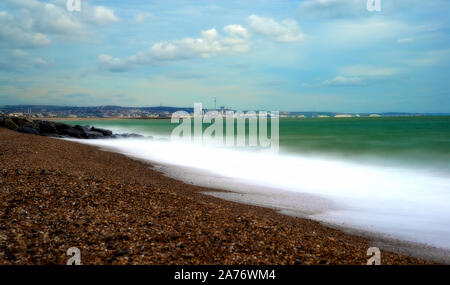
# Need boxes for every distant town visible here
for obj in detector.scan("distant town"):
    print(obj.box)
[0,105,445,119]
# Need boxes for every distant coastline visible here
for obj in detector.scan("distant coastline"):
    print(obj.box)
[42,115,450,121]
[1,105,448,120]
[45,117,172,121]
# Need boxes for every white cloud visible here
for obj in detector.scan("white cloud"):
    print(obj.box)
[322,65,399,86]
[407,49,450,66]
[87,6,119,25]
[224,25,249,38]
[99,25,250,72]
[135,12,153,23]
[0,48,49,71]
[340,65,398,77]
[322,76,362,86]
[100,15,304,72]
[33,57,48,66]
[397,38,414,44]
[98,54,129,72]
[0,0,118,48]
[247,15,304,43]
[12,49,28,57]
[322,18,410,48]
[39,3,84,34]
[0,10,51,47]
[201,28,218,41]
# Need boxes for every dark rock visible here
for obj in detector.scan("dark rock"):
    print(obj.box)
[0,115,131,140]
[10,117,29,126]
[39,121,57,134]
[4,118,18,130]
[55,124,83,138]
[90,127,112,136]
[10,117,20,125]
[17,126,40,135]
[23,121,39,130]
[75,125,90,132]
[54,123,70,133]
[64,127,84,139]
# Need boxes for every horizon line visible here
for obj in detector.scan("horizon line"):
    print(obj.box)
[1,104,449,115]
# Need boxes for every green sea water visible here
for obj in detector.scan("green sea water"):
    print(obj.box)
[58,116,450,174]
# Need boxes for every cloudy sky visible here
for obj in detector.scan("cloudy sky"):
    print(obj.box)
[0,0,449,112]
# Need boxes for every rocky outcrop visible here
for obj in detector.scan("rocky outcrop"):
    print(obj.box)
[91,126,113,136]
[0,115,144,139]
[2,117,18,130]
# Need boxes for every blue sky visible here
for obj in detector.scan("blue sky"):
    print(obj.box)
[0,0,449,112]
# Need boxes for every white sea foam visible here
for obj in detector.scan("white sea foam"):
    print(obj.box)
[75,138,450,250]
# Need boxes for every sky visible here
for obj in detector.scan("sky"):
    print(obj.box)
[0,0,449,113]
